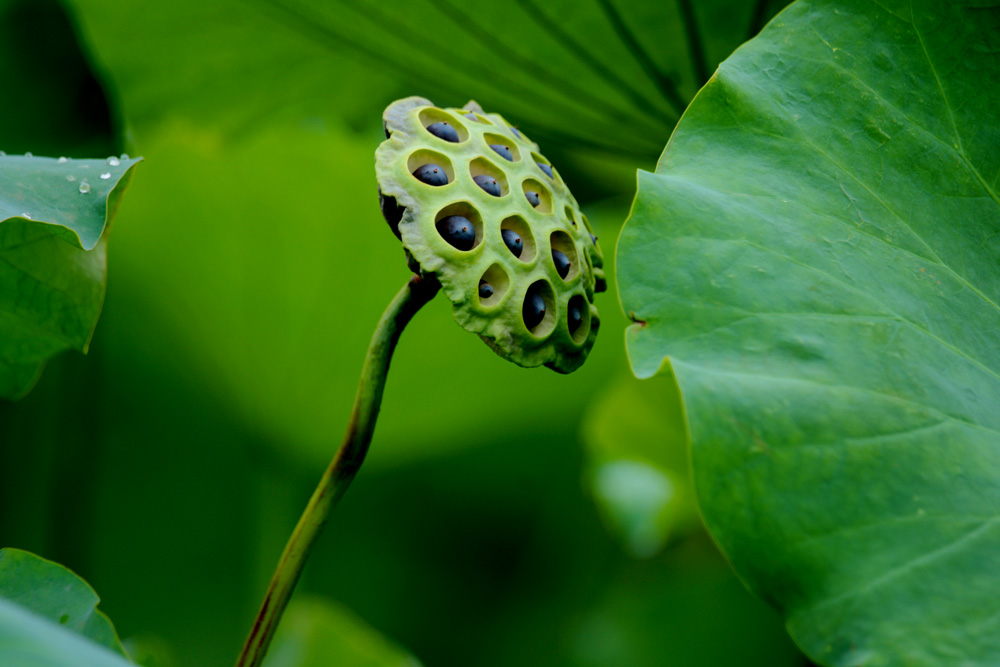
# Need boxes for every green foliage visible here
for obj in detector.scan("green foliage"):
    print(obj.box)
[0,1,818,666]
[0,548,130,666]
[0,0,115,158]
[68,0,787,167]
[582,373,699,557]
[568,534,804,667]
[60,0,789,467]
[83,118,632,470]
[0,155,140,400]
[618,0,1000,664]
[264,596,421,667]
[0,154,139,250]
[0,600,133,667]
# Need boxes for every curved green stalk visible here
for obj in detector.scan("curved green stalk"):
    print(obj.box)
[235,274,441,667]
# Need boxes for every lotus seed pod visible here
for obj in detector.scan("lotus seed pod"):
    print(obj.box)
[375,96,605,373]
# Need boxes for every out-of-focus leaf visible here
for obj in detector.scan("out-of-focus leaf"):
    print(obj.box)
[68,0,789,165]
[299,421,804,667]
[0,548,127,659]
[264,596,421,667]
[121,636,176,667]
[564,535,804,667]
[100,119,631,468]
[582,373,698,557]
[618,0,1000,664]
[0,0,115,158]
[0,599,133,667]
[0,155,140,400]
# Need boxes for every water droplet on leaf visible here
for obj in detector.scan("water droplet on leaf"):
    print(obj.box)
[100,172,111,180]
[79,180,90,194]
[106,156,120,166]
[58,156,68,163]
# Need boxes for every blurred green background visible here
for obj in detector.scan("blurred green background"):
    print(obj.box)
[0,0,811,664]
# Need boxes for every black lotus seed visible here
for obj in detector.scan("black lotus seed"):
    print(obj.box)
[490,144,513,161]
[552,249,571,278]
[568,303,583,333]
[437,215,476,250]
[413,164,448,186]
[537,162,553,178]
[510,126,521,139]
[590,233,598,244]
[473,174,501,197]
[525,190,541,207]
[479,282,494,299]
[501,228,523,258]
[427,121,460,142]
[464,112,478,121]
[523,291,546,330]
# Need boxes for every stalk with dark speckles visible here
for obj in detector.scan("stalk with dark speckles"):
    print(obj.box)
[234,274,441,667]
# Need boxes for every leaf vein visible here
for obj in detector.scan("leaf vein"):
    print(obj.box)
[802,517,1000,615]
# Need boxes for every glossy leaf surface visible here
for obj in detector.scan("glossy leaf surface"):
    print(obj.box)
[0,154,139,250]
[0,155,140,400]
[0,548,129,665]
[618,0,1000,664]
[0,600,133,667]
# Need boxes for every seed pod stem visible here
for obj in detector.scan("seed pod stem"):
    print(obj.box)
[234,274,441,667]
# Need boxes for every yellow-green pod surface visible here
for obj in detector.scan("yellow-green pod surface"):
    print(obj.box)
[375,97,605,373]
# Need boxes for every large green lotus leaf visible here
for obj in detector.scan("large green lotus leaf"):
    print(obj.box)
[68,0,788,163]
[0,548,129,664]
[263,596,421,667]
[618,0,1000,664]
[0,155,140,400]
[581,372,699,558]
